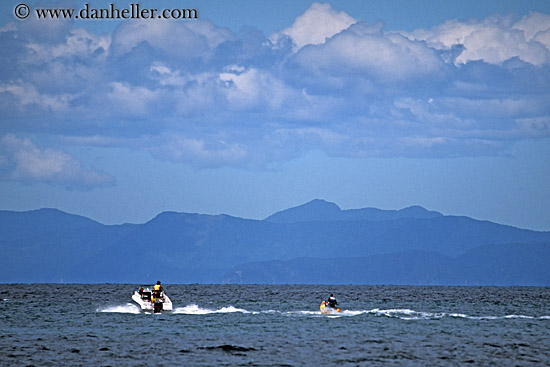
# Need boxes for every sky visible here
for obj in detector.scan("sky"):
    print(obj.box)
[1,0,550,231]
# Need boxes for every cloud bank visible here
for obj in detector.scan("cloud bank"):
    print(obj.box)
[1,2,549,184]
[0,134,114,189]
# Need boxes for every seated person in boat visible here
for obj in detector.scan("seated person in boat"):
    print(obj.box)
[327,293,338,308]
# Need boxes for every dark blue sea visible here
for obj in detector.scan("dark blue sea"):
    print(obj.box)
[1,284,549,366]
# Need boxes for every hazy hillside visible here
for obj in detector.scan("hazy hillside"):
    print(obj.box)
[1,200,549,284]
[221,243,550,286]
[0,209,136,282]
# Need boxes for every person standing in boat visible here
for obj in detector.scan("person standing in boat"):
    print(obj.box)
[154,281,163,293]
[153,281,163,299]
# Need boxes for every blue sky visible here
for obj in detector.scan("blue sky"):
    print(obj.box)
[1,0,550,230]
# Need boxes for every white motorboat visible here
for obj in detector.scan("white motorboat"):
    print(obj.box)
[132,287,173,312]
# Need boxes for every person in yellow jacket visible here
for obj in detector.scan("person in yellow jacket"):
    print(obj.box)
[154,281,163,292]
[152,281,163,301]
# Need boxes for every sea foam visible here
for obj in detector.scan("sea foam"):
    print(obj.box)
[97,303,141,314]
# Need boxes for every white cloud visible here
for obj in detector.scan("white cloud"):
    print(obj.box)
[409,13,550,65]
[1,5,549,169]
[513,12,550,42]
[291,23,445,83]
[150,63,189,87]
[0,135,114,189]
[25,28,110,63]
[271,2,356,49]
[0,82,73,112]
[110,18,233,60]
[533,29,550,49]
[106,82,161,117]
[219,67,290,110]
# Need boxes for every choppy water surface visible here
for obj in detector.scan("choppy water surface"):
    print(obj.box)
[1,284,549,366]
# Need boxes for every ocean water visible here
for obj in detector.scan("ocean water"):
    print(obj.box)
[1,284,549,366]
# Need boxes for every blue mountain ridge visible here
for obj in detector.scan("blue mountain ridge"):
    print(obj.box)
[264,199,443,223]
[0,200,549,285]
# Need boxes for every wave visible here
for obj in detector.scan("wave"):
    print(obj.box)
[366,308,549,320]
[97,303,141,314]
[280,308,550,320]
[173,304,257,315]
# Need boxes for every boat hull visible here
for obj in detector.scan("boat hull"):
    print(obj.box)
[132,290,173,312]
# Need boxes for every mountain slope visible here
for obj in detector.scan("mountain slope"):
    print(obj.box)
[0,209,136,282]
[0,201,549,284]
[265,199,443,223]
[221,243,550,286]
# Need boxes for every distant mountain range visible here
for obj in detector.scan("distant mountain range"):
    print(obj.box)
[1,199,549,285]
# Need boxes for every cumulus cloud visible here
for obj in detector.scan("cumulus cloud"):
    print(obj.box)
[408,13,550,65]
[110,18,231,60]
[106,82,162,117]
[1,2,549,171]
[512,12,550,45]
[289,22,446,84]
[219,67,293,110]
[0,82,73,112]
[271,2,356,49]
[0,135,115,189]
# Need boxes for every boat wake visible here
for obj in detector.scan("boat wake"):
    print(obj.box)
[280,308,550,320]
[173,304,257,315]
[350,308,550,320]
[96,303,550,320]
[97,303,141,314]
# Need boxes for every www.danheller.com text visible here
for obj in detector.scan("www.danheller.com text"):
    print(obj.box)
[16,3,198,20]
